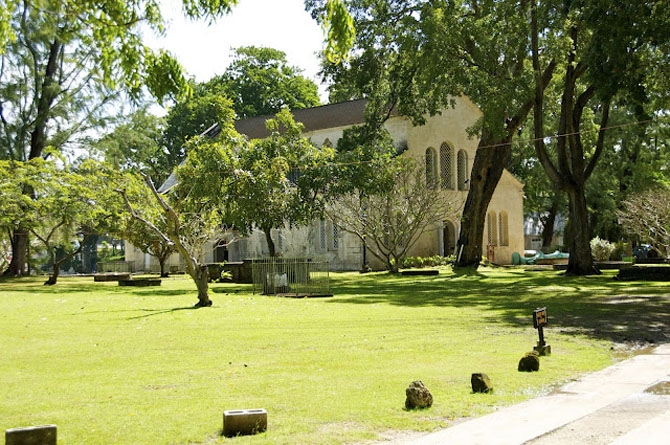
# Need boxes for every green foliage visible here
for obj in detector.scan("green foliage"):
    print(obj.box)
[0,0,237,162]
[328,123,399,197]
[321,0,356,64]
[162,82,237,171]
[232,109,334,255]
[216,46,321,119]
[401,255,453,269]
[90,109,171,183]
[160,46,321,177]
[0,157,124,282]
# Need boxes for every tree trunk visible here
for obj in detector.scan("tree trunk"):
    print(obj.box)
[5,230,28,276]
[45,265,59,285]
[455,135,512,269]
[565,186,599,275]
[541,195,560,250]
[6,40,63,277]
[44,248,60,285]
[264,228,276,257]
[159,259,168,278]
[194,265,211,307]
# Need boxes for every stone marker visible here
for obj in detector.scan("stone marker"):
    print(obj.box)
[5,425,57,445]
[471,373,493,393]
[518,351,540,372]
[405,380,433,409]
[222,408,267,437]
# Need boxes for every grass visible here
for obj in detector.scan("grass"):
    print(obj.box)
[1,267,669,444]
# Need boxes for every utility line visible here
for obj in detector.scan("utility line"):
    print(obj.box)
[295,114,668,170]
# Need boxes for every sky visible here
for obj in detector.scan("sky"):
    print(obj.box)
[147,0,328,100]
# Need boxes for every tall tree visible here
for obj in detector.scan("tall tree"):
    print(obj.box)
[311,0,552,270]
[0,0,238,276]
[232,109,335,257]
[314,0,669,274]
[120,127,240,307]
[161,46,322,175]
[0,157,121,284]
[218,46,321,119]
[326,155,457,272]
[529,0,669,274]
[90,109,172,185]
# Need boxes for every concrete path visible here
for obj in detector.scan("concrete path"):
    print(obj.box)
[403,344,670,445]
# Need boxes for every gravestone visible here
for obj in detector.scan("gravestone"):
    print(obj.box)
[5,425,57,445]
[222,409,267,437]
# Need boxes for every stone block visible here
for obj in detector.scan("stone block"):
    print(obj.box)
[518,351,540,372]
[118,278,161,287]
[5,425,57,445]
[94,273,130,282]
[405,380,433,409]
[223,408,267,437]
[471,373,493,393]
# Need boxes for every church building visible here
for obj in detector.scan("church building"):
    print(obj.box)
[125,97,525,272]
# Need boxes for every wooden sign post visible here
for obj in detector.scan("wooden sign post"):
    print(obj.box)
[532,307,551,356]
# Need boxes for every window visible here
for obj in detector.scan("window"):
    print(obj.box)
[439,143,453,190]
[425,147,438,189]
[319,220,327,250]
[332,224,339,250]
[457,150,469,191]
[443,221,456,256]
[487,211,498,246]
[499,212,509,246]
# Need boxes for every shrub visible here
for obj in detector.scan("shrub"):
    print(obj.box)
[401,255,453,268]
[590,237,615,261]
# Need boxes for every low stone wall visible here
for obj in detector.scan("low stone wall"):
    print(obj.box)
[118,278,162,287]
[223,261,253,283]
[617,266,670,281]
[94,273,131,282]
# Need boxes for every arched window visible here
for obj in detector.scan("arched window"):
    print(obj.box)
[457,150,469,191]
[332,224,339,250]
[487,211,498,246]
[319,220,327,251]
[214,239,228,263]
[439,143,453,190]
[425,147,438,189]
[499,212,509,246]
[443,220,456,256]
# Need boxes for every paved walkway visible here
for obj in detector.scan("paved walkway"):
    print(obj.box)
[403,344,670,445]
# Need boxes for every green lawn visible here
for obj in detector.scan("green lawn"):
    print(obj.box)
[1,267,668,444]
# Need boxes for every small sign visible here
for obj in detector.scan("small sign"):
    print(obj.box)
[533,307,547,328]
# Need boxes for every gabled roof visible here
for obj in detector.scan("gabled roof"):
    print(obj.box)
[159,99,401,192]
[234,99,368,139]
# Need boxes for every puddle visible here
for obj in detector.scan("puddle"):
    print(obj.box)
[644,381,670,395]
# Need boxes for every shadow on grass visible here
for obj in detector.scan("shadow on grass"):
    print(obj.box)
[1,281,193,298]
[329,268,670,346]
[126,305,218,320]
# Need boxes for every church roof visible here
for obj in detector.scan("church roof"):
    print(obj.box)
[159,99,395,192]
[234,99,368,139]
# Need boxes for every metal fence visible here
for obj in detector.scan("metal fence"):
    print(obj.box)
[97,261,135,273]
[251,258,331,297]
